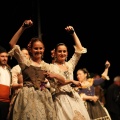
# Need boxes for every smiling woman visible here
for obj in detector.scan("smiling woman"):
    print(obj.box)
[27,37,45,60]
[48,25,90,120]
[7,19,68,120]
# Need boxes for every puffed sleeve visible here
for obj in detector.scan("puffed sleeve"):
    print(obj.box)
[67,46,87,71]
[8,45,31,70]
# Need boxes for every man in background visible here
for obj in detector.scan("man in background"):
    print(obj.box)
[0,46,11,120]
[105,76,120,120]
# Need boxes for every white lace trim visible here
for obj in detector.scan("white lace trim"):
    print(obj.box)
[74,46,87,54]
[8,45,19,58]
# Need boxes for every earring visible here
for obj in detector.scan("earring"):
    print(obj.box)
[65,57,67,61]
[41,54,44,59]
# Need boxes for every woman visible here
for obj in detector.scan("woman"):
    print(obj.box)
[48,26,90,120]
[11,48,30,89]
[76,61,111,120]
[8,20,68,120]
[7,48,30,119]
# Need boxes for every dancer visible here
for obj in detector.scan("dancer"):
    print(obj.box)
[48,26,90,120]
[8,19,67,120]
[7,48,30,119]
[76,61,111,120]
[11,48,30,89]
[93,73,106,106]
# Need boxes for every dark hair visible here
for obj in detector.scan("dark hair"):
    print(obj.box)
[0,46,7,53]
[55,43,67,52]
[77,68,90,78]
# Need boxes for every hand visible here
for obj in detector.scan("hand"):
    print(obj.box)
[22,19,33,28]
[92,95,99,102]
[44,71,55,79]
[65,26,75,34]
[105,60,110,68]
[72,80,81,87]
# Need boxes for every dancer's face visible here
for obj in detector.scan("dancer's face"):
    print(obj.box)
[77,70,87,82]
[21,49,30,59]
[31,41,44,59]
[55,45,68,63]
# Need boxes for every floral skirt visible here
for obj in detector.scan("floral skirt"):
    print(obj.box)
[53,91,90,120]
[8,87,57,120]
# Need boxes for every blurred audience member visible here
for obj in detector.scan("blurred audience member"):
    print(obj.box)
[105,76,120,120]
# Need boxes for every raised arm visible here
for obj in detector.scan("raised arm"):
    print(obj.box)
[101,60,110,80]
[65,26,84,51]
[9,20,33,48]
[93,61,110,86]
